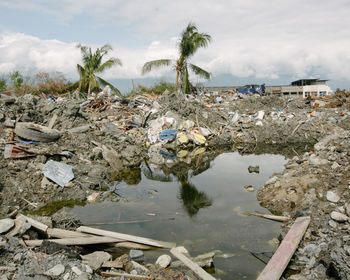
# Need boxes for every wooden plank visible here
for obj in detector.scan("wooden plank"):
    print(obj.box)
[246,212,290,222]
[47,113,58,129]
[114,241,153,250]
[170,247,216,280]
[24,236,122,247]
[257,216,310,280]
[18,214,48,233]
[77,226,175,249]
[47,228,91,239]
[101,260,124,269]
[100,272,151,279]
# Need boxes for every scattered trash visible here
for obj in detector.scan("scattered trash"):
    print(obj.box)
[42,160,74,187]
[159,129,177,141]
[4,144,38,159]
[248,165,260,173]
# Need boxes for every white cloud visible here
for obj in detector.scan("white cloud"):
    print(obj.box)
[1,0,350,86]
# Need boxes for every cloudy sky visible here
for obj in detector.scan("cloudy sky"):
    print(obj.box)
[1,0,350,92]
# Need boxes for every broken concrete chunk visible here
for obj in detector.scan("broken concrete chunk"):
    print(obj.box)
[45,264,65,277]
[326,191,340,203]
[42,160,74,187]
[0,218,15,234]
[102,145,123,171]
[82,251,112,270]
[156,254,172,268]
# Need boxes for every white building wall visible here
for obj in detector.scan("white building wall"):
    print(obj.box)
[302,85,333,98]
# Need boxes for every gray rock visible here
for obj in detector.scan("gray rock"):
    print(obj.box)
[81,251,112,270]
[0,218,14,234]
[309,155,328,166]
[329,219,338,228]
[193,251,216,268]
[129,249,144,260]
[76,272,90,280]
[326,191,340,203]
[302,244,320,257]
[130,261,149,275]
[45,264,65,277]
[155,254,171,268]
[71,266,82,276]
[331,211,349,222]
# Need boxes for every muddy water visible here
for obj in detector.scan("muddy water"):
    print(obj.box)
[72,152,287,279]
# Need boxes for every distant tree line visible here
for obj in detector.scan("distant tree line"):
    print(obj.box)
[0,22,211,97]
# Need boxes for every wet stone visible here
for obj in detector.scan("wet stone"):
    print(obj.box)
[129,249,144,261]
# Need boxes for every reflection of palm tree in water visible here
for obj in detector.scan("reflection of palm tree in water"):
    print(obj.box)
[179,180,212,217]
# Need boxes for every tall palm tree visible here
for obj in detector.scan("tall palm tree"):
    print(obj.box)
[142,22,211,94]
[77,44,122,96]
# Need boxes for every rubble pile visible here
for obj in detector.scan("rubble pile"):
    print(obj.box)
[0,89,350,279]
[258,127,350,279]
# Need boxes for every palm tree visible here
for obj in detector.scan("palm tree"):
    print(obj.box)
[142,22,211,94]
[76,44,122,96]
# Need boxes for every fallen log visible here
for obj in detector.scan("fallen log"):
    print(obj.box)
[170,247,216,280]
[77,226,175,249]
[24,236,122,247]
[257,216,310,280]
[245,212,290,222]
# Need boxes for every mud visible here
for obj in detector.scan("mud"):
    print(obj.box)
[0,90,350,279]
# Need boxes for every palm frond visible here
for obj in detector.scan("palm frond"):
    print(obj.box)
[141,59,172,75]
[96,58,122,73]
[190,64,211,80]
[96,76,122,96]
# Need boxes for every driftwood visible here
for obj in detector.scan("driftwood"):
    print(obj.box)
[102,260,124,269]
[245,212,290,222]
[18,214,48,233]
[100,272,151,279]
[170,247,216,280]
[24,236,122,247]
[114,241,153,250]
[257,216,310,280]
[77,226,175,248]
[47,228,91,239]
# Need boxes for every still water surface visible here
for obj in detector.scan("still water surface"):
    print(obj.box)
[72,151,287,279]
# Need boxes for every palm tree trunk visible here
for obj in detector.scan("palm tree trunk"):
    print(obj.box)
[88,81,91,97]
[175,70,180,91]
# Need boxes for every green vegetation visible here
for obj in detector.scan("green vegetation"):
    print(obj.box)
[26,200,86,216]
[76,44,122,96]
[142,22,211,94]
[135,80,175,95]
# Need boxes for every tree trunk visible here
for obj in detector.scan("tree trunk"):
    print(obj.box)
[175,70,180,91]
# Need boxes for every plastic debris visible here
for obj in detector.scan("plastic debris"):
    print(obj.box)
[189,131,206,145]
[177,132,189,145]
[42,160,74,187]
[159,129,177,141]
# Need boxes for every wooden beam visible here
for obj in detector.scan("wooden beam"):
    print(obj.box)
[24,236,122,247]
[47,228,91,239]
[246,212,290,222]
[100,272,151,279]
[47,114,58,129]
[101,260,124,269]
[114,241,153,250]
[18,214,48,233]
[170,247,216,280]
[76,226,175,249]
[257,216,311,280]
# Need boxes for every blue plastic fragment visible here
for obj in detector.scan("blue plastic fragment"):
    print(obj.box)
[159,129,177,141]
[159,150,176,160]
